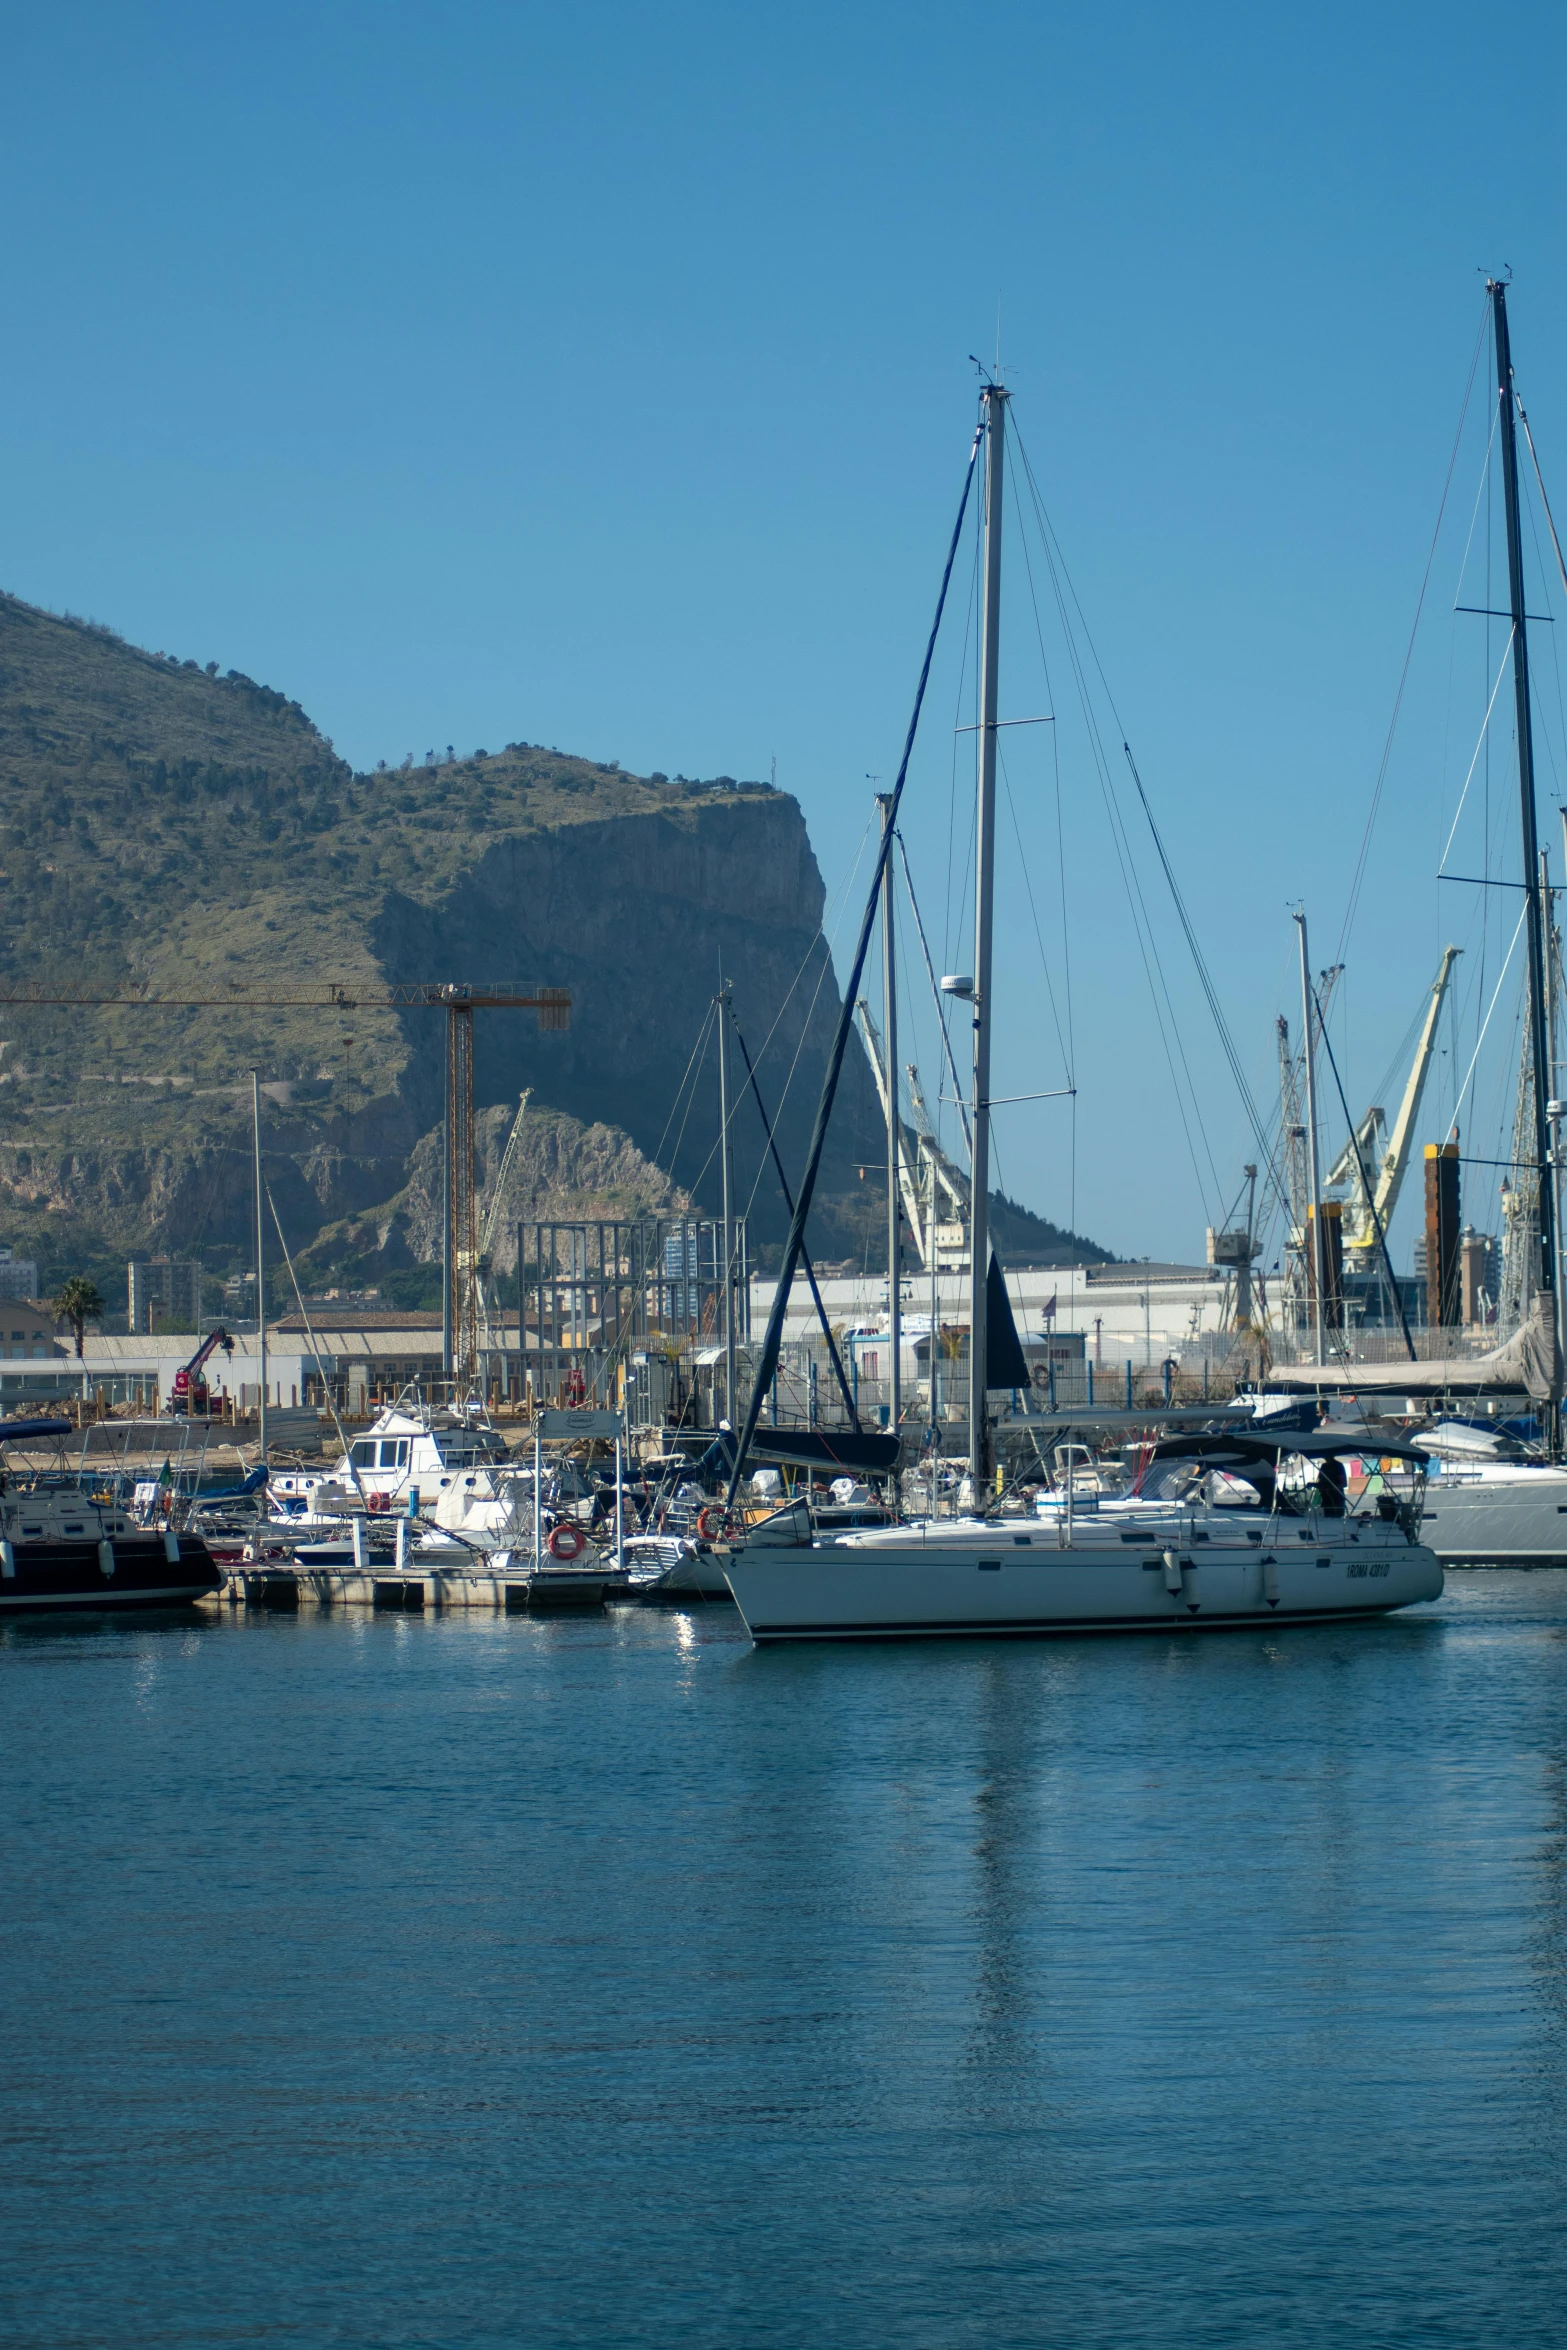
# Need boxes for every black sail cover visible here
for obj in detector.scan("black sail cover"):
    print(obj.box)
[987,1254,1030,1391]
[699,1427,903,1478]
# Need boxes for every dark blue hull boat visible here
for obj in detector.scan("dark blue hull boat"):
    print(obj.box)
[0,1532,221,1614]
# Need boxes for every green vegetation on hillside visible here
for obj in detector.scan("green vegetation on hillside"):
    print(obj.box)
[0,590,777,1117]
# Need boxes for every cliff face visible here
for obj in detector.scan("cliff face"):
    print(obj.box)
[0,590,883,1284]
[372,795,859,1204]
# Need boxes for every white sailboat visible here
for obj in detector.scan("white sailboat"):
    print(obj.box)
[721,378,1443,1642]
[721,1431,1440,1642]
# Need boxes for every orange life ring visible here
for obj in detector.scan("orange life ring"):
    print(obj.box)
[547,1521,586,1561]
[366,1491,391,1514]
[696,1505,725,1542]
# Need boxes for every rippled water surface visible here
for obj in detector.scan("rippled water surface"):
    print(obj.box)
[5,1575,1567,2347]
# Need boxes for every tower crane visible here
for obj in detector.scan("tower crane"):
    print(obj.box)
[0,979,570,1385]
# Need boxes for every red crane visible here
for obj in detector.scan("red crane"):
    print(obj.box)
[171,1328,236,1418]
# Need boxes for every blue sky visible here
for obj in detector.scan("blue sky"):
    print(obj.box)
[3,0,1566,1266]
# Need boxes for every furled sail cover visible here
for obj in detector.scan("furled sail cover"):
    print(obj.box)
[987,1254,1030,1391]
[698,1426,903,1478]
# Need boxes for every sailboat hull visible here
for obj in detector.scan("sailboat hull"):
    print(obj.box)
[722,1524,1442,1643]
[1419,1467,1567,1568]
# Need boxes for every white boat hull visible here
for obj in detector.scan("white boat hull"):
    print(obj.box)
[1419,1469,1567,1567]
[722,1522,1443,1642]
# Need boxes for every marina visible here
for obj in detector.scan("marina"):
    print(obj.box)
[7,10,1567,2344]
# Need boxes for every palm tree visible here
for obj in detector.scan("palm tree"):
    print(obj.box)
[54,1275,105,1359]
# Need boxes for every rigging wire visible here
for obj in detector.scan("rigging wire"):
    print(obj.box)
[997,742,1072,1083]
[728,1010,859,1427]
[1449,898,1529,1133]
[1336,296,1490,965]
[1009,422,1223,1216]
[733,817,877,1224]
[1436,629,1516,871]
[662,1002,716,1200]
[896,832,971,1156]
[1519,434,1567,794]
[1519,397,1567,609]
[650,999,716,1182]
[1452,395,1503,612]
[726,415,983,1504]
[1005,460,1076,1083]
[943,491,983,981]
[1120,741,1276,1177]
[1309,992,1417,1362]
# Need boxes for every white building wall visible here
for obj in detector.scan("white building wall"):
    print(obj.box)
[749,1265,1233,1369]
[78,1336,319,1412]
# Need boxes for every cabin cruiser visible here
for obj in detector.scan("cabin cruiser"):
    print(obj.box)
[282,1408,632,1573]
[308,1406,510,1515]
[0,1417,220,1613]
[720,1430,1442,1643]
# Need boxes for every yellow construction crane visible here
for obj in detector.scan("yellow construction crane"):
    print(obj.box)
[1324,946,1459,1266]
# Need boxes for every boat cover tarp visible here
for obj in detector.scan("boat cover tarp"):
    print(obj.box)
[0,1418,72,1443]
[1259,1296,1562,1401]
[699,1427,903,1478]
[197,1465,271,1501]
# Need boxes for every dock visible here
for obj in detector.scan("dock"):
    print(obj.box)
[208,1558,725,1612]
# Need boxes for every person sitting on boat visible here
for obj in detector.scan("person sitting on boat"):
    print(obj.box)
[1317,1455,1348,1517]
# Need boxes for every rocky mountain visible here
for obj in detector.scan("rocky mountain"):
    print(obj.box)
[0,589,1107,1293]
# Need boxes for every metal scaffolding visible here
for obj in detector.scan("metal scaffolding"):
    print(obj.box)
[518,1216,749,1403]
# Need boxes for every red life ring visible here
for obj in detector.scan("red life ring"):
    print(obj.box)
[547,1521,586,1561]
[366,1491,391,1514]
[696,1505,725,1542]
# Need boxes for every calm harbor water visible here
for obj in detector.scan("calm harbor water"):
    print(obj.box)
[4,1576,1567,2348]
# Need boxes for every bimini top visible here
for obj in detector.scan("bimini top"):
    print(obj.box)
[0,1417,72,1445]
[1150,1430,1431,1469]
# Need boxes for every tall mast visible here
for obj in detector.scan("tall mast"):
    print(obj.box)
[1294,911,1327,1367]
[252,1070,268,1462]
[717,979,736,1425]
[1492,279,1557,1438]
[968,382,1007,1490]
[879,793,902,1445]
[441,1021,453,1387]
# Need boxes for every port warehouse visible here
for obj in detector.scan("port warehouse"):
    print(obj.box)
[4,1258,1516,1423]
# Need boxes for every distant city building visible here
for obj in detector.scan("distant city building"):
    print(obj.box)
[0,1301,61,1359]
[128,1255,203,1334]
[0,1245,40,1302]
[0,1299,75,1407]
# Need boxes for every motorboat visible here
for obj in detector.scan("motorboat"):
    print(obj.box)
[0,1417,220,1614]
[316,1405,510,1516]
[720,1431,1443,1643]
